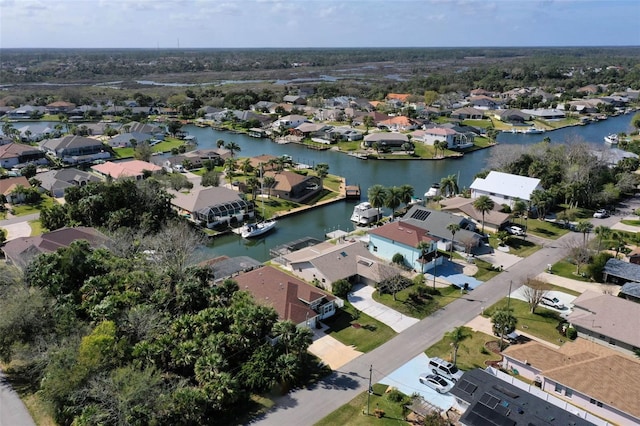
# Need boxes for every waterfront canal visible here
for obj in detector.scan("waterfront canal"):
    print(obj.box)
[186,113,636,262]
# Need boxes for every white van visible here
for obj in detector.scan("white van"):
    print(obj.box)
[428,357,463,382]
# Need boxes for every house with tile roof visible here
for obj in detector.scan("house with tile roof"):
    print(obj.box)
[377,116,419,132]
[567,290,640,355]
[450,368,597,426]
[492,109,532,123]
[385,93,411,103]
[2,227,110,270]
[502,338,640,425]
[281,240,388,287]
[170,186,254,228]
[440,196,511,233]
[233,265,342,328]
[36,168,101,198]
[91,160,162,180]
[0,142,46,169]
[411,127,473,149]
[470,171,542,208]
[106,132,155,148]
[368,220,440,273]
[45,101,76,114]
[263,170,321,203]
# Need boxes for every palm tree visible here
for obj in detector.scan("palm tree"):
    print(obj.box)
[492,308,517,350]
[224,157,237,183]
[445,326,470,366]
[399,184,414,207]
[446,223,461,254]
[575,220,594,246]
[416,241,432,275]
[439,174,459,198]
[438,140,449,158]
[262,176,276,198]
[314,163,329,189]
[594,225,611,252]
[363,115,374,134]
[225,141,241,157]
[530,189,552,220]
[486,128,499,144]
[473,195,495,233]
[512,198,527,224]
[384,186,402,219]
[241,158,253,175]
[216,139,225,148]
[246,176,260,200]
[367,184,386,218]
[433,139,441,158]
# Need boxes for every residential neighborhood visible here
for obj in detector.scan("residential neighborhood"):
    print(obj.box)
[1,46,640,426]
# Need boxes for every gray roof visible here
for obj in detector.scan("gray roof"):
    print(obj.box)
[363,132,408,142]
[40,135,103,151]
[208,256,263,281]
[109,132,153,145]
[170,186,244,213]
[402,205,479,243]
[450,369,595,426]
[36,168,100,195]
[620,282,640,298]
[604,258,640,282]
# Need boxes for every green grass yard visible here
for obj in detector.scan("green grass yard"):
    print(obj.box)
[323,303,396,353]
[372,284,462,319]
[425,327,502,372]
[10,196,56,216]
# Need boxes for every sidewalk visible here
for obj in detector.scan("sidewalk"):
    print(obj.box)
[348,284,419,333]
[535,272,618,295]
[0,221,32,241]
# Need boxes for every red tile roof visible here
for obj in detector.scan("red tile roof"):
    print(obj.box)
[369,221,437,247]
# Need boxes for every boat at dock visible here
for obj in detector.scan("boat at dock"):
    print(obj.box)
[424,183,441,199]
[240,219,277,238]
[350,201,382,226]
[604,134,619,144]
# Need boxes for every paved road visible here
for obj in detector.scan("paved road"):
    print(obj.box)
[0,371,36,426]
[0,213,40,227]
[251,232,581,425]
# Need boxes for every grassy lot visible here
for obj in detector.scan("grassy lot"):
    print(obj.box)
[28,220,43,236]
[335,140,363,152]
[114,137,186,158]
[621,219,640,226]
[372,284,462,319]
[488,235,540,257]
[113,147,135,158]
[261,196,303,219]
[316,383,409,426]
[473,258,501,281]
[323,302,396,353]
[483,299,566,346]
[461,119,493,128]
[551,259,592,282]
[11,196,56,216]
[425,327,502,372]
[525,219,570,240]
[322,174,343,193]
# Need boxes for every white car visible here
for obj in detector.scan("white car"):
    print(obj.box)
[507,225,525,236]
[593,209,609,218]
[419,373,454,394]
[541,296,565,310]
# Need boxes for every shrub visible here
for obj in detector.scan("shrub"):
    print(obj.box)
[566,327,577,340]
[331,279,351,298]
[386,388,404,403]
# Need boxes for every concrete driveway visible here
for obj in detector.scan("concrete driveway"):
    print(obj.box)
[509,286,576,318]
[476,247,522,270]
[308,333,362,371]
[380,353,455,411]
[0,221,31,241]
[348,284,419,332]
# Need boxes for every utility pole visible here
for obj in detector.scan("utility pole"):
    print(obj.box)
[432,253,437,291]
[367,364,373,415]
[500,280,513,351]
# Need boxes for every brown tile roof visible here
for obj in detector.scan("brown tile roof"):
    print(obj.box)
[0,142,40,159]
[503,339,640,419]
[265,170,310,192]
[386,93,411,102]
[0,176,30,196]
[91,160,161,179]
[233,266,335,324]
[369,221,438,248]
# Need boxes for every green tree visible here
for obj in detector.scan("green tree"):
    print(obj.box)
[201,170,220,187]
[594,225,611,252]
[167,120,182,136]
[21,163,37,179]
[262,176,276,197]
[134,141,153,162]
[439,174,459,198]
[245,176,260,200]
[367,184,386,219]
[575,219,594,246]
[314,163,329,188]
[384,186,403,218]
[491,308,517,349]
[445,326,470,366]
[446,223,460,254]
[399,184,414,206]
[225,141,241,157]
[362,115,374,134]
[473,195,495,233]
[331,279,352,298]
[40,203,69,231]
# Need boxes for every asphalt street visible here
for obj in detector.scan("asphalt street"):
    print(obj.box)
[251,231,581,425]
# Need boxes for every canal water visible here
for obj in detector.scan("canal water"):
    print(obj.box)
[184,113,636,261]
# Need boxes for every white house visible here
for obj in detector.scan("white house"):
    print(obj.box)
[470,171,542,207]
[411,127,473,149]
[271,114,309,130]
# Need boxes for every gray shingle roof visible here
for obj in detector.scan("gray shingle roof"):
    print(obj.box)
[604,258,640,282]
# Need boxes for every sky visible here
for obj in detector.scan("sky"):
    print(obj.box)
[1,0,639,49]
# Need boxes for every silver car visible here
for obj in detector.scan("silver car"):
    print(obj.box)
[419,373,454,394]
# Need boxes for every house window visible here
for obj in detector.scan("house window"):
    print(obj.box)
[554,383,563,393]
[589,398,603,407]
[373,246,378,252]
[565,387,573,398]
[321,278,325,283]
[489,192,496,196]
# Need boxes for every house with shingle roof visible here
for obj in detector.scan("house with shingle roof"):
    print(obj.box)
[2,227,110,270]
[602,258,640,284]
[283,240,387,287]
[450,107,485,120]
[368,221,440,273]
[502,338,640,425]
[470,171,542,208]
[233,265,342,328]
[567,290,640,355]
[36,168,101,198]
[362,132,409,150]
[0,142,46,168]
[411,127,473,149]
[619,282,640,303]
[0,176,30,204]
[40,135,110,164]
[440,196,510,233]
[263,170,321,203]
[493,108,532,123]
[272,114,309,130]
[106,132,154,148]
[170,186,254,228]
[377,116,419,132]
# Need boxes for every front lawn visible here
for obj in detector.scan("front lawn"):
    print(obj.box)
[28,220,43,236]
[473,258,501,281]
[316,383,409,426]
[10,196,56,216]
[324,302,396,353]
[621,219,640,227]
[483,299,566,346]
[372,284,462,319]
[525,219,570,240]
[425,327,502,372]
[551,259,592,282]
[489,235,541,257]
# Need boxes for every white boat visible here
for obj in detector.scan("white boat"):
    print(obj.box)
[241,219,277,238]
[524,127,544,134]
[350,202,382,225]
[424,183,441,199]
[604,134,618,144]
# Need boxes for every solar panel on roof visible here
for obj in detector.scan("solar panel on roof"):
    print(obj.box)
[458,379,478,395]
[479,392,500,409]
[410,209,431,221]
